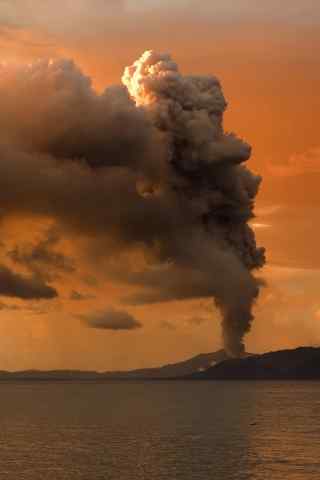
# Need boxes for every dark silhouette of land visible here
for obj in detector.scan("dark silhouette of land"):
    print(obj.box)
[190,347,320,380]
[0,347,319,381]
[0,350,227,381]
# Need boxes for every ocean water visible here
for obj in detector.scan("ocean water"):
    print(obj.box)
[0,381,319,479]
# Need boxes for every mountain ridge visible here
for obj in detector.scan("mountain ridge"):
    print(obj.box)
[0,350,228,380]
[190,347,320,380]
[0,347,319,380]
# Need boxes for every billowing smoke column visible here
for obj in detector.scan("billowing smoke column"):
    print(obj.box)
[0,51,265,356]
[123,51,265,356]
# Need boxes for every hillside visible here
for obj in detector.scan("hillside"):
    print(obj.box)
[103,350,228,379]
[190,347,320,380]
[0,350,228,381]
[2,347,318,381]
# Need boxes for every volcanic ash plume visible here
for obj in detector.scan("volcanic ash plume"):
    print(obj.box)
[123,51,265,356]
[0,51,265,356]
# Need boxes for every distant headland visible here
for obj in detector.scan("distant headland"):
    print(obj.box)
[0,347,319,381]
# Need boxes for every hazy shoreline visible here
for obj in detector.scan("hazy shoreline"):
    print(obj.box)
[1,346,319,381]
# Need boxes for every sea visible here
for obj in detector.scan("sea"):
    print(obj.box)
[0,381,319,479]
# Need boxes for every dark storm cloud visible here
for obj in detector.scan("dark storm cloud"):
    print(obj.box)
[83,308,142,331]
[0,265,57,300]
[0,52,264,355]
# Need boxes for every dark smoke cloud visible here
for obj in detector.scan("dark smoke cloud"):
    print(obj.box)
[83,308,142,331]
[0,51,265,355]
[122,51,265,356]
[0,265,57,300]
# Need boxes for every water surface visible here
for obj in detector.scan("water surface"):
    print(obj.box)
[0,381,319,479]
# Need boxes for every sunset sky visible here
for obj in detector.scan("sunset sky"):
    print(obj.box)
[0,0,319,371]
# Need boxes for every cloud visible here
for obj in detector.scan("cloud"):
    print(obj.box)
[1,1,319,36]
[70,290,94,301]
[83,308,142,331]
[0,301,21,311]
[269,147,320,177]
[8,226,75,281]
[188,316,208,326]
[160,320,176,330]
[0,1,126,31]
[251,222,272,230]
[0,52,264,356]
[255,205,284,216]
[0,265,57,300]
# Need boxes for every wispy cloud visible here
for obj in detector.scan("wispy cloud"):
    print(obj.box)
[268,147,320,177]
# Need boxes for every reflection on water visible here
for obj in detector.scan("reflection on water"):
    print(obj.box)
[0,381,319,479]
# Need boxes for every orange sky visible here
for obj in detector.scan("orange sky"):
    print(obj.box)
[0,2,319,370]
